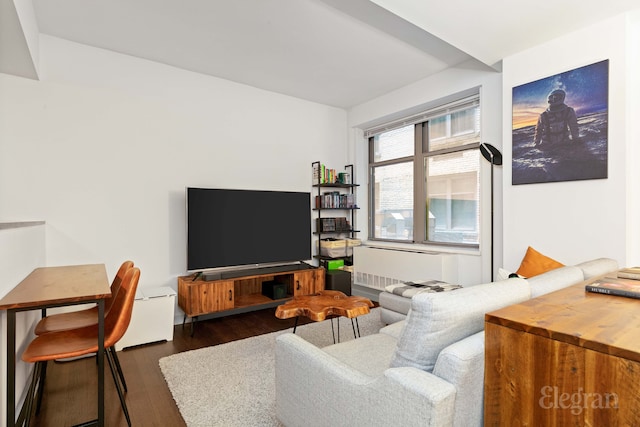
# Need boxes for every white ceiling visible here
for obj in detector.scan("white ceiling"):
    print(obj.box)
[4,0,640,108]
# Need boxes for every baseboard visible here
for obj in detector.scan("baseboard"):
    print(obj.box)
[351,284,380,302]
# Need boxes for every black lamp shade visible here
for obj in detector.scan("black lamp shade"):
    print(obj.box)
[480,143,503,165]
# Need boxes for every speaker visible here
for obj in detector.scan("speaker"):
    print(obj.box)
[325,270,351,295]
[261,280,287,300]
[202,271,221,281]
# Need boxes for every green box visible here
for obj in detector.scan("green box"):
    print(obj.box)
[325,259,344,270]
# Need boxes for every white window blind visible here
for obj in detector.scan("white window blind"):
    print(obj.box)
[364,94,479,139]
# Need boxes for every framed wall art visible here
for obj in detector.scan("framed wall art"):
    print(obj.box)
[512,60,609,185]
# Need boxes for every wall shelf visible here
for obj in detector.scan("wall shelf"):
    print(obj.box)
[312,161,359,268]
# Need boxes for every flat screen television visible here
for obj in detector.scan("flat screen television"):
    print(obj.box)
[186,187,312,272]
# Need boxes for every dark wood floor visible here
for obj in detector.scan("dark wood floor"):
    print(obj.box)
[28,307,311,427]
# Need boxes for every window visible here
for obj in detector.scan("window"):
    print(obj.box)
[367,95,480,246]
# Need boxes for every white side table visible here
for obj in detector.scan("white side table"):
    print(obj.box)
[116,286,176,351]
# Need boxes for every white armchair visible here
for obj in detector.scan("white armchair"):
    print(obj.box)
[275,331,478,427]
[275,278,532,427]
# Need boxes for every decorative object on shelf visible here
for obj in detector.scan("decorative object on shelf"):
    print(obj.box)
[325,259,345,270]
[480,142,503,281]
[319,238,361,259]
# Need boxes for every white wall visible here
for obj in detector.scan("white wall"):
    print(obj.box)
[0,36,349,311]
[347,59,502,284]
[347,12,640,281]
[0,223,46,424]
[502,14,634,269]
[627,11,640,265]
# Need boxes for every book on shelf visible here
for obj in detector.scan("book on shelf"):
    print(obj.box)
[315,217,350,232]
[312,162,342,185]
[315,192,356,209]
[585,277,640,299]
[312,163,326,184]
[617,267,640,280]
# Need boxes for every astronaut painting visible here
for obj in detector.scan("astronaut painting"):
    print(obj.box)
[511,60,608,185]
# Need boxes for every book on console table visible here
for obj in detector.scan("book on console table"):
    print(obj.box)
[617,267,640,280]
[585,276,640,299]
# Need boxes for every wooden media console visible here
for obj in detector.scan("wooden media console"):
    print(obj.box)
[178,265,324,334]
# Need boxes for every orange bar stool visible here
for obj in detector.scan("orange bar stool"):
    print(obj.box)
[35,260,134,334]
[34,260,134,390]
[22,267,140,427]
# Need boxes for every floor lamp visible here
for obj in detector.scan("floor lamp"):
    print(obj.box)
[480,143,503,281]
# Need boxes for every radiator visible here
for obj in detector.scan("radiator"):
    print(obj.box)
[353,246,458,291]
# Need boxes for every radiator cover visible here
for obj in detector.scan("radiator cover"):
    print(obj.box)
[353,246,458,291]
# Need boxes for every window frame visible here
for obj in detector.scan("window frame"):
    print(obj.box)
[367,95,481,248]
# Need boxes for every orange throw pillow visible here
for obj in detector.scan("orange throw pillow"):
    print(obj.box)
[515,246,564,278]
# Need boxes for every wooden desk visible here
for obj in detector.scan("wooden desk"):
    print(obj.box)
[0,264,111,427]
[484,278,640,426]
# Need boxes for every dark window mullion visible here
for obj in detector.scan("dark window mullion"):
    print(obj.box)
[414,122,426,243]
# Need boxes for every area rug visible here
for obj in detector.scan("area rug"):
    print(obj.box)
[159,308,384,426]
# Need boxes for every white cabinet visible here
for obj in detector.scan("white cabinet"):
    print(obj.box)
[116,286,176,351]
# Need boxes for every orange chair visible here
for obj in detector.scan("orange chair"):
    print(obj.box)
[34,260,134,391]
[35,260,134,334]
[22,267,141,427]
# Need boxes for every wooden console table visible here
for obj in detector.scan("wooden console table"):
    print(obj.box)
[484,277,640,426]
[0,264,111,427]
[178,266,324,334]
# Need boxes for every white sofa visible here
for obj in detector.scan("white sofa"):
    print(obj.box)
[274,258,618,427]
[379,258,619,324]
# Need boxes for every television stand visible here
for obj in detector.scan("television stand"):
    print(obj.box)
[177,265,325,335]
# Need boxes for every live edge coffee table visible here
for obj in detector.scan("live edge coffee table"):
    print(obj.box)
[275,290,374,344]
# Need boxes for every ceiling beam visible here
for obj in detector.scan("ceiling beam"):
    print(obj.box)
[0,0,40,79]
